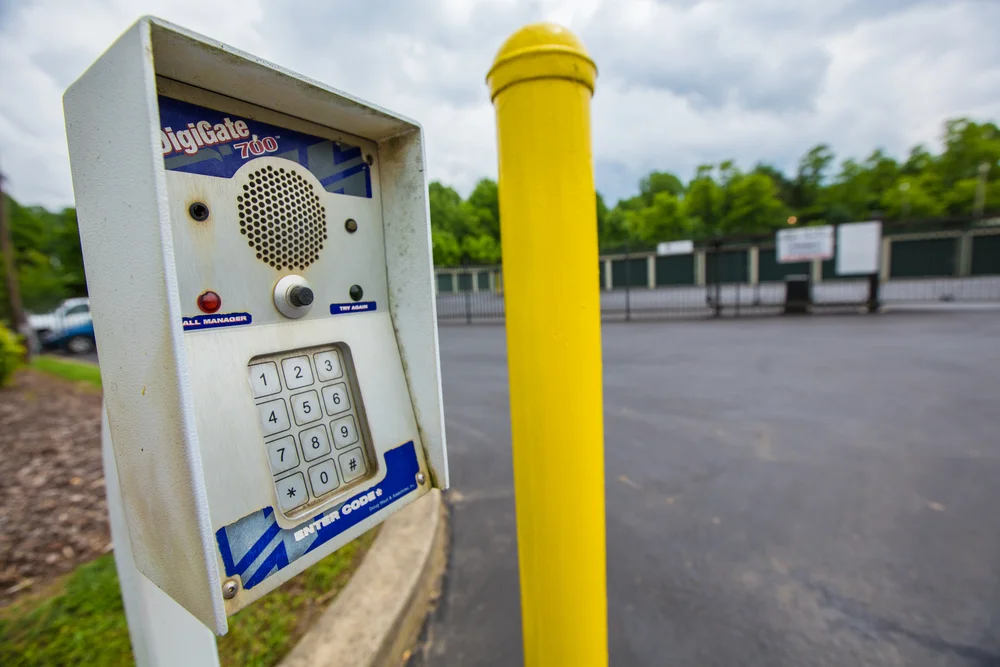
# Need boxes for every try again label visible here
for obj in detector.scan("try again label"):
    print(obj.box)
[330,301,377,315]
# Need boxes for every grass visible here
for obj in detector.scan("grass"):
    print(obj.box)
[0,530,377,667]
[29,355,102,388]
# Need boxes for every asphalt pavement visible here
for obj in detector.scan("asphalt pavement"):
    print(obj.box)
[410,311,1000,666]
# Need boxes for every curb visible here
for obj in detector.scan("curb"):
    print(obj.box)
[280,489,448,667]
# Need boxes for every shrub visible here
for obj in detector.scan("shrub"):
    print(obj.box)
[0,323,25,386]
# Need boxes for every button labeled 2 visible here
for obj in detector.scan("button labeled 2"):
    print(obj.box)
[281,356,314,389]
[290,390,322,426]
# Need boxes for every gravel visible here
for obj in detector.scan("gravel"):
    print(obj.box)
[0,369,107,604]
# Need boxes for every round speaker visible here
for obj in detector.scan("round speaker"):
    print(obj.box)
[237,163,328,271]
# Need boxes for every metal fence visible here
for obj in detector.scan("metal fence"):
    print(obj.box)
[435,220,1000,323]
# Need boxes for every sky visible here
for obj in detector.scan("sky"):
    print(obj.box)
[1,0,999,210]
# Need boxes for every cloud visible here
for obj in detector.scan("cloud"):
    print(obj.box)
[1,0,998,209]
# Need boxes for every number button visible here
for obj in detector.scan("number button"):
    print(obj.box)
[331,415,359,449]
[299,424,332,462]
[338,447,367,483]
[314,351,342,382]
[321,382,351,416]
[290,390,322,426]
[308,459,340,497]
[281,356,314,389]
[248,362,281,398]
[256,399,290,436]
[274,472,308,512]
[265,435,299,475]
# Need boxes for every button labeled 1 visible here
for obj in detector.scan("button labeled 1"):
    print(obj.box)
[248,362,281,398]
[274,472,307,512]
[299,424,332,462]
[331,415,359,448]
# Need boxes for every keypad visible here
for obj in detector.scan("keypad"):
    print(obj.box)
[248,344,375,517]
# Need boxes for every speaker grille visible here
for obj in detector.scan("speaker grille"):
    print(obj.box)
[237,164,327,271]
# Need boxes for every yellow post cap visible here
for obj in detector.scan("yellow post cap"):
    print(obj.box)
[487,23,597,101]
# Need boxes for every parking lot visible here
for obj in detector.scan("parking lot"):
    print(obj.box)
[411,311,1000,666]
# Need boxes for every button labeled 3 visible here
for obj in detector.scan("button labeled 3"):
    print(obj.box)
[314,351,342,382]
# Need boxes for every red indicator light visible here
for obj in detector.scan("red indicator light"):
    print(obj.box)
[198,291,222,313]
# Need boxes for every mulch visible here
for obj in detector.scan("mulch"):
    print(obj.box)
[0,369,108,605]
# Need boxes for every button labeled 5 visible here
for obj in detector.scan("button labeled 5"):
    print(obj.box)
[290,390,322,426]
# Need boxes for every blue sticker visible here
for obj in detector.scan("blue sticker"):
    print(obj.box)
[182,312,252,331]
[216,441,420,589]
[330,301,377,315]
[157,96,372,199]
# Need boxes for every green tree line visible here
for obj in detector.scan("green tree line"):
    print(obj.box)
[0,197,85,322]
[2,116,997,319]
[432,117,1000,265]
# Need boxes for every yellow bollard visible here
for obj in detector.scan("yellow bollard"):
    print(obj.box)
[487,23,607,666]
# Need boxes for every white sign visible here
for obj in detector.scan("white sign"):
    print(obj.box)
[656,240,694,256]
[776,226,834,263]
[836,221,882,275]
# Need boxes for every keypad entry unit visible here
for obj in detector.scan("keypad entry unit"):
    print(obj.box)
[247,343,375,519]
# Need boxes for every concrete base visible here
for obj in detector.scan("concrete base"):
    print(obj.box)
[279,490,448,667]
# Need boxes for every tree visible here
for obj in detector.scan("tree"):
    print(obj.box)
[634,191,689,244]
[465,178,500,241]
[683,165,723,236]
[719,172,786,234]
[639,171,684,205]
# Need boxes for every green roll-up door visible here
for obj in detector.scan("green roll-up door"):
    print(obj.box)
[889,238,957,278]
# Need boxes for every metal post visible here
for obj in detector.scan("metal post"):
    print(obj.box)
[624,243,632,322]
[713,241,722,317]
[975,162,989,219]
[102,404,220,667]
[488,23,607,667]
